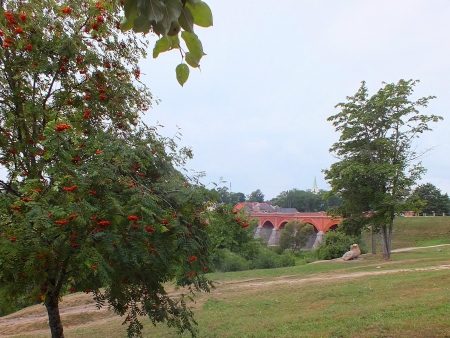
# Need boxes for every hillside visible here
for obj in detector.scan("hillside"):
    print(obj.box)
[362,216,450,251]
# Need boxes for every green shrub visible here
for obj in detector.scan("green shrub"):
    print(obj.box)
[316,230,364,260]
[215,249,250,272]
[251,248,295,269]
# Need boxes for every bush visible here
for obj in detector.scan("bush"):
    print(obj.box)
[316,230,364,260]
[214,249,250,272]
[251,248,295,269]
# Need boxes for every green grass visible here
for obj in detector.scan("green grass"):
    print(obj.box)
[363,216,450,251]
[3,217,450,338]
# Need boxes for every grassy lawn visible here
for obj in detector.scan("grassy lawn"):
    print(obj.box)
[362,216,450,251]
[2,217,450,338]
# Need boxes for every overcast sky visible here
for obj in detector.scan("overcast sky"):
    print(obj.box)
[139,0,450,200]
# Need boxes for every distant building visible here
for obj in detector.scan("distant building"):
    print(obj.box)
[312,176,319,194]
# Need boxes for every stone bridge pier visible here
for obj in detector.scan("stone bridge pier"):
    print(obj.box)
[251,212,340,248]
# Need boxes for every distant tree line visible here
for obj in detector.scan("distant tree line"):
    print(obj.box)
[215,187,343,212]
[215,183,449,216]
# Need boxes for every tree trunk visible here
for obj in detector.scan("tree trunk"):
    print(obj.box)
[371,225,376,254]
[46,294,64,338]
[380,226,390,260]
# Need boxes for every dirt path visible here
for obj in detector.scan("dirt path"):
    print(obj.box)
[391,243,450,252]
[1,244,449,337]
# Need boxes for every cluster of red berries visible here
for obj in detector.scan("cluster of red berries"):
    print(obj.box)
[234,216,250,228]
[61,7,72,15]
[2,12,28,49]
[62,185,77,192]
[55,123,71,132]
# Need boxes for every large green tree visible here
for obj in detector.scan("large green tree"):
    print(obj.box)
[408,183,450,215]
[216,186,245,205]
[0,1,214,337]
[247,189,265,203]
[324,80,442,259]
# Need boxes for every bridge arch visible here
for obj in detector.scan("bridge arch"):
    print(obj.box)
[259,220,274,243]
[250,212,342,246]
[278,219,292,230]
[324,220,340,232]
[297,218,320,233]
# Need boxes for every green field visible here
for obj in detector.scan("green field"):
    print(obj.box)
[362,216,450,251]
[1,217,450,338]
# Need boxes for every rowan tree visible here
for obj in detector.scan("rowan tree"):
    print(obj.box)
[0,1,214,337]
[324,80,442,259]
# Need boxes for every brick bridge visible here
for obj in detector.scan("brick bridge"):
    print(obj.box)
[249,211,341,247]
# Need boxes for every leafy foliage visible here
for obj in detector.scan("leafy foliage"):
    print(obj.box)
[324,79,442,259]
[205,204,296,272]
[247,189,265,203]
[316,229,363,260]
[273,189,342,212]
[206,204,259,261]
[215,186,245,205]
[408,183,450,215]
[279,221,315,251]
[0,1,214,337]
[121,0,213,85]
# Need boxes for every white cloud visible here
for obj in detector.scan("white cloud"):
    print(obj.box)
[139,0,450,198]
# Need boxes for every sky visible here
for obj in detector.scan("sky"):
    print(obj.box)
[139,0,450,200]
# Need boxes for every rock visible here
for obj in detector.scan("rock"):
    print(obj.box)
[342,244,361,261]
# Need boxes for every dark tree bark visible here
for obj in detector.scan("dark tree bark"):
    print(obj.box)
[45,294,64,338]
[380,226,391,260]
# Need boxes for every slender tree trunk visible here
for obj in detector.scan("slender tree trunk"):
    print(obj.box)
[46,294,64,338]
[370,225,376,254]
[380,226,390,260]
[388,218,394,255]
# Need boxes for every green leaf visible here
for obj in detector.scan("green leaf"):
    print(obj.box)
[165,0,183,22]
[124,0,139,19]
[176,64,189,86]
[186,0,213,27]
[122,0,139,31]
[133,15,151,34]
[185,52,199,68]
[168,34,180,48]
[151,20,167,36]
[186,0,200,7]
[179,7,194,33]
[181,31,205,61]
[153,36,172,58]
[153,34,180,58]
[145,0,165,22]
[167,20,181,36]
[120,17,134,31]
